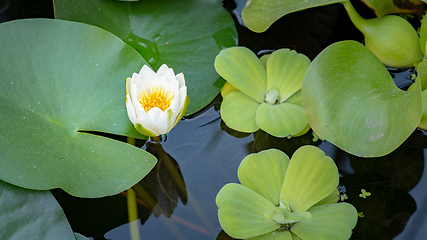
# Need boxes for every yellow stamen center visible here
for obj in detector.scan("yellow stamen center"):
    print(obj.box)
[138,86,174,112]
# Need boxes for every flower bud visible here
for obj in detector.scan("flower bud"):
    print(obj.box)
[344,2,423,68]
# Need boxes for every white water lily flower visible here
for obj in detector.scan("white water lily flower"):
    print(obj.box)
[126,64,189,137]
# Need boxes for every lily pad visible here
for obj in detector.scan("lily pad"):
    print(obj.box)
[0,180,75,240]
[302,40,422,157]
[242,0,347,33]
[53,0,237,115]
[0,19,157,197]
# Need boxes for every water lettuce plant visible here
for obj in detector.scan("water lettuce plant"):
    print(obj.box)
[343,1,423,68]
[215,47,310,138]
[302,40,422,157]
[216,146,358,239]
[126,64,189,137]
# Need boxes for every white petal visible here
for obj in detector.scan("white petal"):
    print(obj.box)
[132,72,144,90]
[168,97,180,117]
[126,94,137,124]
[130,84,139,110]
[146,107,164,134]
[162,67,176,83]
[175,73,185,88]
[136,106,154,130]
[156,76,170,91]
[178,86,187,109]
[156,64,170,76]
[125,77,132,95]
[140,69,158,90]
[139,65,154,78]
[157,110,171,134]
[168,78,180,97]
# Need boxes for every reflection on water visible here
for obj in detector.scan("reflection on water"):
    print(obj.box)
[133,140,188,218]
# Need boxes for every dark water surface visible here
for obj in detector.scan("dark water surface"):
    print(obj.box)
[3,0,427,239]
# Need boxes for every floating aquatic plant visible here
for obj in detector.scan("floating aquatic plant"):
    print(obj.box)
[302,40,422,157]
[216,146,358,240]
[126,64,189,137]
[215,47,310,138]
[343,1,423,68]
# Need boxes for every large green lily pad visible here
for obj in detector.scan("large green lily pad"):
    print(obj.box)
[53,0,237,115]
[0,19,157,197]
[302,40,422,157]
[242,0,347,33]
[0,180,75,240]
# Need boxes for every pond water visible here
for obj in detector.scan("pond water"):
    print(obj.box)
[3,0,427,239]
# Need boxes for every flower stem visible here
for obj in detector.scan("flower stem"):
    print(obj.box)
[342,1,368,33]
[126,137,140,240]
[127,188,141,240]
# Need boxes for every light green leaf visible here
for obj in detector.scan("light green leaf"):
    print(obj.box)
[256,102,307,138]
[221,91,260,133]
[421,15,427,56]
[280,146,338,213]
[247,231,294,240]
[238,149,290,205]
[216,183,279,239]
[291,203,358,240]
[0,19,157,197]
[418,89,427,130]
[343,2,422,68]
[361,0,425,17]
[0,180,75,240]
[302,40,422,157]
[266,49,310,103]
[53,0,237,115]
[215,47,267,103]
[313,188,339,206]
[416,60,427,91]
[242,0,348,33]
[74,233,90,240]
[285,90,303,107]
